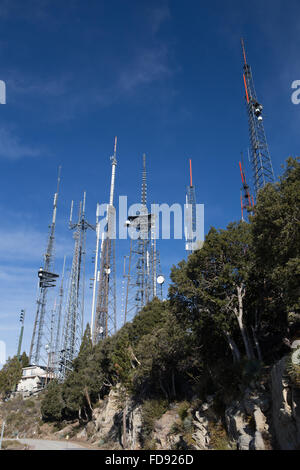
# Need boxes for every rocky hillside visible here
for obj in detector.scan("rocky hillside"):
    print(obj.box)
[3,353,297,450]
[58,355,299,450]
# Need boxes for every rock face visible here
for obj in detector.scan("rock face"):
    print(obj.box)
[127,403,143,449]
[191,398,216,450]
[225,386,271,450]
[152,408,180,449]
[80,386,143,449]
[271,356,300,450]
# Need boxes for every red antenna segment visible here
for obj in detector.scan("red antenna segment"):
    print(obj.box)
[189,159,193,187]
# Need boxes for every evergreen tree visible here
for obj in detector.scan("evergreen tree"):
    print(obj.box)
[0,356,23,398]
[41,379,65,421]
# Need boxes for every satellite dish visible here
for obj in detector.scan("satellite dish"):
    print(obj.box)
[157,275,165,285]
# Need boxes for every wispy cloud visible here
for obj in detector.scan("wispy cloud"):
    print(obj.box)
[0,227,72,261]
[118,45,173,93]
[7,74,69,97]
[0,0,60,22]
[148,4,171,34]
[0,128,42,160]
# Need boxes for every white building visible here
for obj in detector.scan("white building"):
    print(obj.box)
[16,365,51,397]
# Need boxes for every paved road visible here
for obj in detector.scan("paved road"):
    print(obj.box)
[9,439,88,450]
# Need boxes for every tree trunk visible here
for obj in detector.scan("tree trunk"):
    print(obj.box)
[251,326,262,361]
[225,331,241,362]
[234,286,254,360]
[84,386,93,411]
[122,397,128,450]
[159,377,169,400]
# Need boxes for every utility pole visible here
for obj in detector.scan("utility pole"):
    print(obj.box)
[60,193,94,378]
[29,167,61,366]
[17,309,25,360]
[241,38,275,197]
[90,204,101,341]
[93,138,117,343]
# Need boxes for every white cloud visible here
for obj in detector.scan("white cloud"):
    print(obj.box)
[7,74,69,97]
[0,128,41,160]
[0,227,72,261]
[148,5,171,34]
[118,45,173,93]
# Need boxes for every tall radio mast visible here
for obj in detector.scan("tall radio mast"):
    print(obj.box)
[92,138,117,344]
[241,39,275,196]
[29,167,61,365]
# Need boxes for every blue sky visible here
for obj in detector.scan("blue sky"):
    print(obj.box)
[0,0,299,362]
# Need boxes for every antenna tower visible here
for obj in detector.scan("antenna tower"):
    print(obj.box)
[92,138,117,344]
[60,193,94,378]
[124,154,161,324]
[29,167,61,365]
[239,156,254,222]
[185,159,197,254]
[241,38,275,196]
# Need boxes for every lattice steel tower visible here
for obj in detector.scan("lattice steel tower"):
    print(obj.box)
[92,138,117,344]
[239,156,254,222]
[241,38,275,196]
[60,193,94,377]
[29,168,61,365]
[124,154,160,324]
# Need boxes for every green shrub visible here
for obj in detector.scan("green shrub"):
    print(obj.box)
[208,422,231,450]
[177,401,190,422]
[141,399,168,446]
